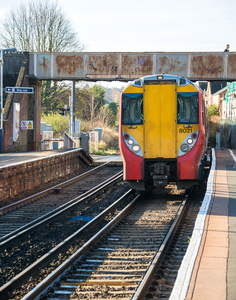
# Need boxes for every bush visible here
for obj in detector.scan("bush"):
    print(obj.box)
[208,105,219,117]
[41,113,68,138]
[101,127,119,150]
[41,114,119,153]
[209,117,220,147]
[80,121,119,154]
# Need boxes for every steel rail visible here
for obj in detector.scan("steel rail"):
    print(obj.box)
[0,171,123,250]
[0,160,117,215]
[0,189,134,299]
[132,197,187,300]
[18,193,141,300]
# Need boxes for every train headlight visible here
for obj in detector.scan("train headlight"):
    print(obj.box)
[122,131,143,157]
[180,143,189,153]
[132,145,140,152]
[178,130,199,157]
[187,138,193,145]
[128,139,134,145]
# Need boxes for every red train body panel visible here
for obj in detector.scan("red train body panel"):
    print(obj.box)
[119,74,208,190]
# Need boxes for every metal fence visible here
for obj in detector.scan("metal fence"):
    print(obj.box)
[216,121,236,149]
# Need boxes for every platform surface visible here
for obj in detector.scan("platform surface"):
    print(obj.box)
[169,149,236,300]
[171,149,236,300]
[90,154,122,165]
[0,149,122,168]
[0,149,76,167]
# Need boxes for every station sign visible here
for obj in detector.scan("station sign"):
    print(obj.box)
[13,103,20,142]
[21,120,33,130]
[5,87,34,94]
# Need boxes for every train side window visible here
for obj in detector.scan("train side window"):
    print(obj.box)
[122,93,143,125]
[177,92,199,124]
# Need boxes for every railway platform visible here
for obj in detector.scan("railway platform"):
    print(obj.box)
[171,149,236,300]
[0,149,121,203]
[0,149,71,167]
[90,154,123,166]
[0,150,122,167]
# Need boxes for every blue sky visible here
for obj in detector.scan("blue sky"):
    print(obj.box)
[0,0,235,52]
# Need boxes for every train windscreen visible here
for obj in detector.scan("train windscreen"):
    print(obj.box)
[177,92,199,124]
[122,93,143,125]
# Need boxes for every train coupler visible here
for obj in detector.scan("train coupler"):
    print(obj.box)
[153,175,168,187]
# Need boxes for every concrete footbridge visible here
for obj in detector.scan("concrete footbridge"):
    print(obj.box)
[28,51,236,81]
[1,50,236,153]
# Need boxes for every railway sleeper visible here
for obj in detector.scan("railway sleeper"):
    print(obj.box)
[76,268,146,273]
[65,278,141,283]
[80,262,150,268]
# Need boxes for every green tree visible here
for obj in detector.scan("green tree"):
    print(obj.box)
[107,102,118,126]
[76,88,93,121]
[208,105,219,117]
[41,82,70,114]
[41,113,68,137]
[74,85,106,124]
[108,102,118,115]
[89,85,106,109]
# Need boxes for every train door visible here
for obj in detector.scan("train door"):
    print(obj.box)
[143,83,177,158]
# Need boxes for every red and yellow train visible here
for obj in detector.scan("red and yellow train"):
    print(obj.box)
[119,74,208,190]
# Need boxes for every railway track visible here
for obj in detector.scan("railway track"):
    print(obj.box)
[145,191,203,299]
[0,175,130,299]
[143,168,209,299]
[0,158,209,299]
[19,191,187,300]
[0,162,122,242]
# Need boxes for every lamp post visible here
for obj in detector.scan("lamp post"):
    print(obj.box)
[0,48,17,152]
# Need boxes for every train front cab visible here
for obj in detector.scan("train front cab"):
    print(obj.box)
[176,87,207,189]
[119,75,207,191]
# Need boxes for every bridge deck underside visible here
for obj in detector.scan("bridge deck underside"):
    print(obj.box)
[28,52,236,81]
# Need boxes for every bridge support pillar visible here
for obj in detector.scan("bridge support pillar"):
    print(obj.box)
[32,80,42,151]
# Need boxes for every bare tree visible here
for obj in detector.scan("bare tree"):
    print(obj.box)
[0,0,84,52]
[96,106,115,127]
[0,0,85,114]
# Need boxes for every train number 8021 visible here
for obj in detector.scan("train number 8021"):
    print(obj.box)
[179,128,192,133]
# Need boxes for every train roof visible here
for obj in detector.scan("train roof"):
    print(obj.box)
[130,74,195,88]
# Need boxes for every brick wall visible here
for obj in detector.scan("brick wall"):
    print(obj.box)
[0,149,92,202]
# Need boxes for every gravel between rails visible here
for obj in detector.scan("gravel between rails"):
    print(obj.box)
[23,191,185,300]
[145,170,209,299]
[0,181,132,299]
[0,166,122,239]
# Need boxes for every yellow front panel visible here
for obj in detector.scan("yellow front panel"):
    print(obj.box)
[177,84,198,93]
[122,124,144,150]
[143,84,177,158]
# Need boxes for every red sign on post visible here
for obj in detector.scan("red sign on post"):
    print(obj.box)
[21,121,27,130]
[21,121,33,130]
